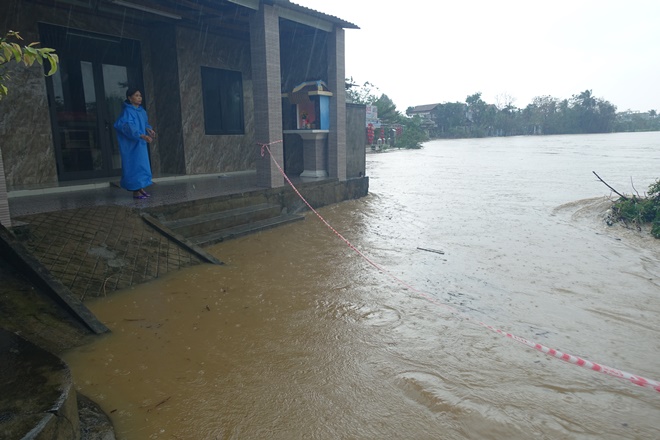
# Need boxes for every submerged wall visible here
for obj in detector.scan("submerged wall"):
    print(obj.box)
[149,176,369,222]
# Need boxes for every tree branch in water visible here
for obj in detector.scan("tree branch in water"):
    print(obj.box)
[593,171,628,201]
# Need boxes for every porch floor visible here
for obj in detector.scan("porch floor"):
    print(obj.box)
[4,170,346,304]
[8,171,263,218]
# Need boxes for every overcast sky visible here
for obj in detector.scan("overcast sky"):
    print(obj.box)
[294,0,659,113]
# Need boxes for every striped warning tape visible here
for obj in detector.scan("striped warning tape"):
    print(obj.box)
[258,140,660,393]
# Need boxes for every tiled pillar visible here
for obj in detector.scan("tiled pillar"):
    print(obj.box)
[0,148,10,227]
[250,4,285,188]
[327,27,347,181]
[298,131,329,178]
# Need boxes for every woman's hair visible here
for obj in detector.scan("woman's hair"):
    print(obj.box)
[125,87,141,99]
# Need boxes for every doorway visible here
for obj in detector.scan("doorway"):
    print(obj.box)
[40,24,145,181]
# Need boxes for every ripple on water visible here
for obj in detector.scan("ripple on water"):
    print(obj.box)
[396,371,465,415]
[316,300,403,329]
[357,304,402,327]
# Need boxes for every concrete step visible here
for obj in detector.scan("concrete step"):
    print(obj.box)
[190,213,304,247]
[162,203,282,237]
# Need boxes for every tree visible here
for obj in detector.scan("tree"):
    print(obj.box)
[1,31,59,100]
[396,115,428,149]
[345,77,379,105]
[525,95,562,134]
[372,93,401,124]
[430,102,468,138]
[465,92,486,131]
[570,89,616,133]
[495,93,516,111]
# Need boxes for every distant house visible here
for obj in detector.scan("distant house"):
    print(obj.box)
[407,103,441,120]
[407,103,441,135]
[0,0,366,226]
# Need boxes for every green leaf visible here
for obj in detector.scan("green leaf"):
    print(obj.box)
[2,44,13,61]
[45,54,58,75]
[10,42,22,61]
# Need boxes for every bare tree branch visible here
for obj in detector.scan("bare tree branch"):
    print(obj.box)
[630,176,641,198]
[593,171,628,201]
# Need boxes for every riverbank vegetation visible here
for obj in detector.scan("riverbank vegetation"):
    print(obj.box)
[348,79,428,149]
[607,178,660,238]
[349,78,658,148]
[409,90,660,139]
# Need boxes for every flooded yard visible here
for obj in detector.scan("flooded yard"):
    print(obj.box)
[64,132,660,439]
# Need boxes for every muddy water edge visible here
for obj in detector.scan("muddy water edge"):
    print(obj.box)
[63,132,660,439]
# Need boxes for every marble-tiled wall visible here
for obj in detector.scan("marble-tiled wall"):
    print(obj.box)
[0,62,55,189]
[176,27,256,175]
[0,0,156,190]
[149,24,184,176]
[0,0,57,190]
[346,103,366,178]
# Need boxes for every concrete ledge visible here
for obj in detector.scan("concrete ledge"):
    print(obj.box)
[0,329,80,440]
[140,213,224,265]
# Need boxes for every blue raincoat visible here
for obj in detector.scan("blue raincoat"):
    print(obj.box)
[114,101,153,191]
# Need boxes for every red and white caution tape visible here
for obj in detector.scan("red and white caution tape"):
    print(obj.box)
[258,140,660,394]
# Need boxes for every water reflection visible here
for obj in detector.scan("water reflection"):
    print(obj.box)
[64,132,660,439]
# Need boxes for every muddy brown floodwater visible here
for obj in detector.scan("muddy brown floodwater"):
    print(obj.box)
[64,132,660,439]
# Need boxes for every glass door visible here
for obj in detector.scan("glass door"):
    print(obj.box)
[101,64,129,171]
[41,24,143,181]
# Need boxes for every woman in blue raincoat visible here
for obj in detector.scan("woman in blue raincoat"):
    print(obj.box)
[114,87,155,199]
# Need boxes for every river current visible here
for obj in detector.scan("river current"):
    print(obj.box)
[64,132,660,439]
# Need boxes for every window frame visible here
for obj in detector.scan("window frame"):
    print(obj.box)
[200,67,245,135]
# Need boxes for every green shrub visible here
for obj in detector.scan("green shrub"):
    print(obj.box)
[396,117,429,149]
[611,179,660,238]
[652,220,660,238]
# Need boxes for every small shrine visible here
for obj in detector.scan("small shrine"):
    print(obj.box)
[282,80,333,178]
[283,80,332,130]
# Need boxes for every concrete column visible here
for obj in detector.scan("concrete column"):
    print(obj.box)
[297,131,329,178]
[250,4,285,188]
[327,27,347,181]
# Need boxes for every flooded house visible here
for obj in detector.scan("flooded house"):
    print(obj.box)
[0,0,368,227]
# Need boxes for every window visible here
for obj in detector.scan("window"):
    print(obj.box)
[201,67,245,135]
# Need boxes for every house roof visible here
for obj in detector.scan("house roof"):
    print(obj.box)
[286,1,359,29]
[223,0,358,29]
[98,1,358,36]
[409,103,441,113]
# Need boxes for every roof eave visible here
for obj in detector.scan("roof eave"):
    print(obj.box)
[281,1,359,29]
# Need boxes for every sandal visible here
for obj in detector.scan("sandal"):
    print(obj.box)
[139,189,151,197]
[133,194,148,200]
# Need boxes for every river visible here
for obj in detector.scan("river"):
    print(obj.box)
[63,131,660,439]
